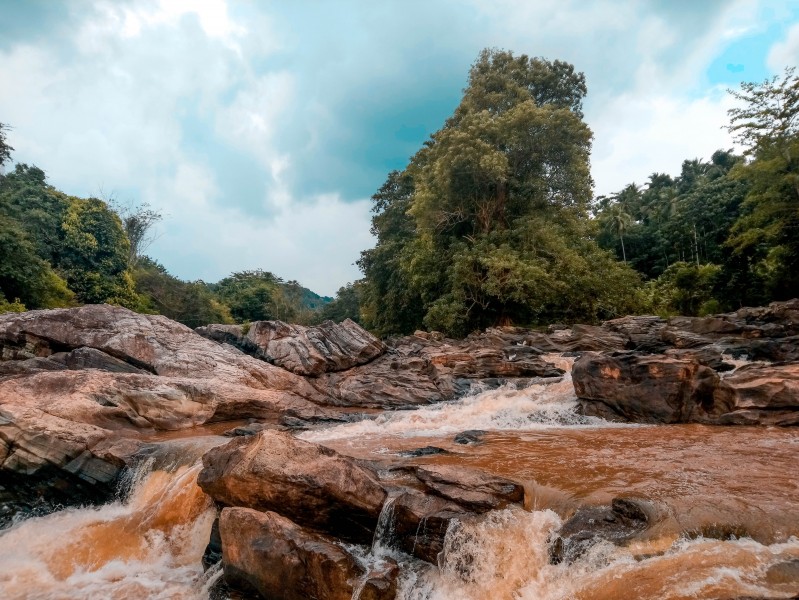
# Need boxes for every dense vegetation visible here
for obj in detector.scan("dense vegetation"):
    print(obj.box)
[2,54,797,336]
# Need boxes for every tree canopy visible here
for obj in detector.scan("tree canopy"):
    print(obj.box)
[358,49,643,336]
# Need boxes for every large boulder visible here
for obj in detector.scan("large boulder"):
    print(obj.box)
[714,363,799,426]
[238,319,386,377]
[219,508,396,600]
[198,430,387,544]
[572,352,722,423]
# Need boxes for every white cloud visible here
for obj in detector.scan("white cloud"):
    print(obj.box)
[767,22,799,72]
[590,89,739,195]
[144,164,374,295]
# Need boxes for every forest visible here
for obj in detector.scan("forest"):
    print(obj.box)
[1,50,797,336]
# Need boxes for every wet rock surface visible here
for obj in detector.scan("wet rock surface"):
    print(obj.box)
[219,507,396,600]
[550,497,652,563]
[198,430,388,544]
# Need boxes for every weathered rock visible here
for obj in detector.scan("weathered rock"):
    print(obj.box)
[0,305,327,402]
[243,319,385,376]
[601,315,668,352]
[714,363,799,426]
[664,347,735,372]
[398,446,450,458]
[550,497,652,563]
[413,464,525,512]
[573,352,722,424]
[198,430,387,544]
[220,507,395,600]
[313,335,563,409]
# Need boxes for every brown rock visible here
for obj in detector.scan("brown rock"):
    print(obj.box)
[391,490,468,563]
[573,352,722,423]
[243,319,385,376]
[220,507,394,600]
[198,430,387,543]
[413,464,525,512]
[0,305,327,402]
[714,363,799,425]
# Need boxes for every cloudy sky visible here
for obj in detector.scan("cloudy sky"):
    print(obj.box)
[1,0,798,295]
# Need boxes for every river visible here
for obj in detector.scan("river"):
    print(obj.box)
[1,357,797,599]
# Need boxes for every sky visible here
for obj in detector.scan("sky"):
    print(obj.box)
[1,1,798,296]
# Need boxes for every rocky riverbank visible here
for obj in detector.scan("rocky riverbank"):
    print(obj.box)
[1,300,798,598]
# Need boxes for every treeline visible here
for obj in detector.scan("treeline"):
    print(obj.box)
[323,53,799,336]
[0,127,331,326]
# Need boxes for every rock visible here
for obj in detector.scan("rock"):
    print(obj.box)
[0,305,327,403]
[198,430,387,544]
[413,464,525,512]
[453,430,487,445]
[243,319,385,377]
[573,352,722,424]
[220,507,395,600]
[391,490,468,563]
[714,363,799,425]
[223,422,269,437]
[313,335,563,409]
[398,446,450,458]
[664,347,735,372]
[601,315,668,352]
[550,497,652,563]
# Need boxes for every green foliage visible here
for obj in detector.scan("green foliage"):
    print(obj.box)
[111,201,163,267]
[133,258,233,327]
[646,262,722,317]
[213,270,279,322]
[725,67,799,299]
[0,123,12,169]
[0,294,26,314]
[360,49,643,336]
[58,197,137,305]
[317,282,362,324]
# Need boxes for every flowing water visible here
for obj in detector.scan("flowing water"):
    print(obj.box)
[1,356,798,599]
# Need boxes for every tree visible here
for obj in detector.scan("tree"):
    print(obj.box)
[0,122,13,169]
[213,270,279,322]
[360,49,643,335]
[726,67,799,298]
[111,201,163,267]
[58,197,138,305]
[604,206,631,263]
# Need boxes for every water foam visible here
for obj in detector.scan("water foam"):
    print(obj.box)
[301,371,631,443]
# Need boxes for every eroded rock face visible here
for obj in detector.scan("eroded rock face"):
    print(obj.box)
[198,430,387,544]
[313,335,564,409]
[220,507,396,600]
[714,363,799,426]
[413,465,524,512]
[0,305,326,402]
[240,319,386,377]
[573,352,722,424]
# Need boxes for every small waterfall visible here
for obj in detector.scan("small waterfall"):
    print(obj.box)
[0,437,226,600]
[372,492,400,557]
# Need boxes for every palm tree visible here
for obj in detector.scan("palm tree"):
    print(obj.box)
[603,205,632,263]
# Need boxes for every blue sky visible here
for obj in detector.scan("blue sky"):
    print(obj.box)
[1,0,798,295]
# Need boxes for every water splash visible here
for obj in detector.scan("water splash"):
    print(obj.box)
[0,439,224,600]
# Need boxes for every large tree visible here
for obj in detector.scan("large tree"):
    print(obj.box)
[726,67,799,298]
[360,49,643,335]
